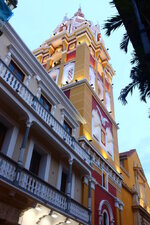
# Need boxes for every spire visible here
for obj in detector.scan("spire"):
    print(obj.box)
[74,6,84,18]
[62,13,68,23]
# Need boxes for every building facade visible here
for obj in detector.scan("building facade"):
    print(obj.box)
[0,6,150,225]
[120,149,150,225]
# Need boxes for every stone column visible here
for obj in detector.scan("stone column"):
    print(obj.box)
[119,203,124,225]
[51,105,57,116]
[66,157,73,197]
[88,176,92,225]
[72,128,77,138]
[24,75,31,87]
[115,199,120,225]
[18,121,32,165]
[60,112,64,125]
[4,52,11,65]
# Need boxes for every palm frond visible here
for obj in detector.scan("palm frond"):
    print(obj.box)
[118,81,138,104]
[130,51,139,65]
[120,32,130,53]
[103,14,123,36]
[119,55,150,104]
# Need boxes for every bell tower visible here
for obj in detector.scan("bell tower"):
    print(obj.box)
[33,6,120,174]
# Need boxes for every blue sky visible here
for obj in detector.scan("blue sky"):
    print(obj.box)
[10,0,150,184]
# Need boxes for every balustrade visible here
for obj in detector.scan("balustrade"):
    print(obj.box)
[0,152,90,224]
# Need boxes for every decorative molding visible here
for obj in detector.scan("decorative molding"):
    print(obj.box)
[79,136,122,188]
[61,108,80,128]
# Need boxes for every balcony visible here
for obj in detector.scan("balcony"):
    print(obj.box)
[0,59,91,167]
[0,152,90,224]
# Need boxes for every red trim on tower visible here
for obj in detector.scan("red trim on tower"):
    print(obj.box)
[64,90,70,99]
[108,183,116,197]
[105,79,110,92]
[66,51,76,62]
[98,72,103,82]
[43,63,47,69]
[90,54,95,68]
[92,170,102,185]
[94,184,116,225]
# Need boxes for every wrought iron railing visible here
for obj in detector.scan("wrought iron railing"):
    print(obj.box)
[0,152,90,224]
[0,59,91,167]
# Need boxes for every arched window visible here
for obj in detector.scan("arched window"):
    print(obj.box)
[103,210,109,225]
[99,200,114,225]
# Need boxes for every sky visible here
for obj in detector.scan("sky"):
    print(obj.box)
[9,0,150,184]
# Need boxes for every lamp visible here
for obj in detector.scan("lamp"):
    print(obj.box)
[35,204,41,211]
[75,79,78,82]
[49,210,58,219]
[51,213,58,218]
[101,99,104,102]
[65,218,71,224]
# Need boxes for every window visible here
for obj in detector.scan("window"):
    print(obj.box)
[60,170,68,193]
[40,95,52,113]
[29,149,42,176]
[103,211,109,225]
[9,61,25,82]
[102,170,108,190]
[0,122,7,151]
[63,121,72,135]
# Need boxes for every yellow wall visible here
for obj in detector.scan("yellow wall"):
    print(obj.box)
[121,185,134,225]
[69,82,120,170]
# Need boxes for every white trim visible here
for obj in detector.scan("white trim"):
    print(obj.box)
[39,153,51,182]
[83,176,89,185]
[39,81,59,106]
[25,140,51,182]
[99,200,114,225]
[0,113,19,157]
[102,209,109,225]
[102,169,108,191]
[57,163,63,190]
[25,139,34,169]
[8,44,35,76]
[6,126,19,157]
[71,172,75,198]
[61,108,80,128]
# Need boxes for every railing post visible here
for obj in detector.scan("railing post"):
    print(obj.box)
[66,157,73,197]
[18,120,32,165]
